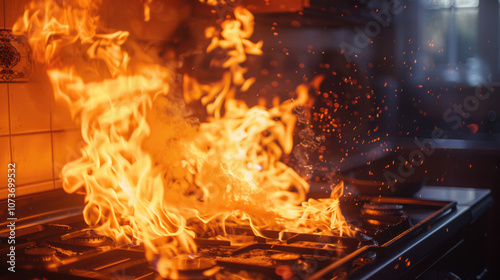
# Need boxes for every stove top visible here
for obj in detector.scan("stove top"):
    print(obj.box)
[0,187,492,280]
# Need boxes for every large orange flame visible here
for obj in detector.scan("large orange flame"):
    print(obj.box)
[14,0,351,278]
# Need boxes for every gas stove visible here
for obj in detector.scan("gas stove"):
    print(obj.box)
[0,186,492,280]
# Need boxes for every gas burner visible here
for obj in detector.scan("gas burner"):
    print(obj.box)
[23,247,60,270]
[25,248,57,263]
[169,255,217,279]
[361,203,406,222]
[270,253,301,265]
[5,188,487,280]
[72,229,107,244]
[343,201,412,244]
[361,203,405,217]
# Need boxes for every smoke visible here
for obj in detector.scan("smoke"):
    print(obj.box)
[292,77,326,181]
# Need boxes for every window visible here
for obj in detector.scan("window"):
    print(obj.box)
[419,0,480,84]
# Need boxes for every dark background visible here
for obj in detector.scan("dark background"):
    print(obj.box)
[184,0,500,278]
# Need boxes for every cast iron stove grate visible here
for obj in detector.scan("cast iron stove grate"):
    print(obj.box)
[0,196,456,280]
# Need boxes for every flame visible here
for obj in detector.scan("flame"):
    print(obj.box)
[14,0,352,278]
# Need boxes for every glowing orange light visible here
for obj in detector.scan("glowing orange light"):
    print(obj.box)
[14,0,352,277]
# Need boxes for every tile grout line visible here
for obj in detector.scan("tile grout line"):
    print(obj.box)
[8,178,54,189]
[0,179,56,198]
[50,92,56,191]
[9,127,78,137]
[3,0,10,192]
[5,0,12,193]
[7,84,12,165]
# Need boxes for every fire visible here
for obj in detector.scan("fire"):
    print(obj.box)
[14,0,352,277]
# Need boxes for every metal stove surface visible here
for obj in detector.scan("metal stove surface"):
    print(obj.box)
[0,187,492,280]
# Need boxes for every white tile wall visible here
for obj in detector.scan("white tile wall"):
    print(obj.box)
[11,132,53,186]
[52,130,83,180]
[0,136,10,189]
[0,84,8,135]
[9,83,52,134]
[4,0,27,29]
[0,0,83,198]
[0,0,4,29]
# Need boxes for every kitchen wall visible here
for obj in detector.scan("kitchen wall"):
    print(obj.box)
[0,0,83,198]
[0,0,187,198]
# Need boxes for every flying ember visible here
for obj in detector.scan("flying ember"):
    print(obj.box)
[13,0,352,278]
